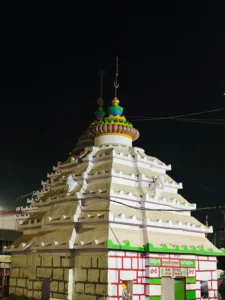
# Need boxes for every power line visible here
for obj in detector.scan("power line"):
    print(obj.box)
[70,175,225,213]
[128,107,225,122]
[175,164,225,200]
[173,118,225,125]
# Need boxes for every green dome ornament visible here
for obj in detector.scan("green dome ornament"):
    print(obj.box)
[96,97,105,120]
[108,97,123,116]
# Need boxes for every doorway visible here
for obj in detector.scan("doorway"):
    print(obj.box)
[161,277,185,300]
[161,278,174,300]
[122,280,133,300]
[174,278,185,300]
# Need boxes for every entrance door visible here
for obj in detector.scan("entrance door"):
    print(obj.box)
[174,278,185,300]
[161,278,174,300]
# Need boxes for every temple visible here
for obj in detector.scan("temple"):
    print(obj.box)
[7,60,224,300]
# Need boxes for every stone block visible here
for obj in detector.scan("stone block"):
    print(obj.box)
[20,267,30,277]
[199,261,217,270]
[53,255,61,267]
[36,267,52,278]
[12,255,27,267]
[10,268,20,277]
[76,283,85,293]
[50,281,58,292]
[27,290,33,298]
[75,268,87,282]
[85,283,96,294]
[33,280,43,289]
[108,257,122,269]
[59,282,65,292]
[53,268,64,280]
[53,293,66,299]
[33,290,42,299]
[88,269,100,282]
[77,255,91,268]
[100,270,108,282]
[15,287,24,296]
[123,257,131,269]
[62,257,70,267]
[10,278,17,286]
[64,268,69,281]
[28,254,41,267]
[120,270,136,281]
[42,255,53,267]
[27,280,33,289]
[96,284,107,294]
[17,278,27,287]
[92,256,98,267]
[65,282,68,291]
[98,255,107,268]
[74,294,97,300]
[133,284,144,294]
[24,288,28,297]
[9,286,16,295]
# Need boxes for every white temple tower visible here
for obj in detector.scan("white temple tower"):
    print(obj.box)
[7,61,224,300]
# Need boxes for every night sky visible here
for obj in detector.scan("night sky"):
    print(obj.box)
[0,13,225,229]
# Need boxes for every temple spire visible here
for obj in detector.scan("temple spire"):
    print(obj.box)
[96,70,106,120]
[113,56,119,101]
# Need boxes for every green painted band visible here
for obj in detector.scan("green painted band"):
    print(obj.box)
[107,240,225,256]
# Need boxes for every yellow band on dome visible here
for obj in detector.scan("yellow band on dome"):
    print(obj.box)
[105,115,126,120]
[94,133,133,139]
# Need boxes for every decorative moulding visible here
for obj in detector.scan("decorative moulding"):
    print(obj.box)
[107,240,225,256]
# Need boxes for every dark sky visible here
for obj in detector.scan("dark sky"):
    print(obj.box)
[0,12,225,228]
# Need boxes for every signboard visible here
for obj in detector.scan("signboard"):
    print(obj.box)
[180,260,195,267]
[149,258,195,268]
[160,267,187,277]
[149,267,159,277]
[187,268,195,277]
[162,259,179,267]
[150,259,161,266]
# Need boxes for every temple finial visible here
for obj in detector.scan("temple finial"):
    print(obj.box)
[96,70,106,120]
[113,56,119,105]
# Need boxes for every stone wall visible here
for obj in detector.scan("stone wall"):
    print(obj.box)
[74,251,108,300]
[108,251,145,300]
[195,255,218,300]
[9,251,108,299]
[9,252,72,299]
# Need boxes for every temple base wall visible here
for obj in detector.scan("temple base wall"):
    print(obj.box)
[107,251,218,300]
[8,250,219,299]
[9,251,108,300]
[9,252,72,299]
[73,251,108,300]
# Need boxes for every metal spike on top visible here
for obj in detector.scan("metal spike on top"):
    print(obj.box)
[97,69,106,109]
[113,56,119,105]
[96,70,106,120]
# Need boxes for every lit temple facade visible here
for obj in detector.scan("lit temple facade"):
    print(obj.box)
[7,64,224,300]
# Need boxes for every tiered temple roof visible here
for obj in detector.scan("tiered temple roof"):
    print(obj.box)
[7,63,224,259]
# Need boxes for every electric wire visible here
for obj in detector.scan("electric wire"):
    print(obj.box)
[17,174,225,214]
[173,118,225,125]
[128,106,225,121]
[70,174,225,213]
[175,164,225,200]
